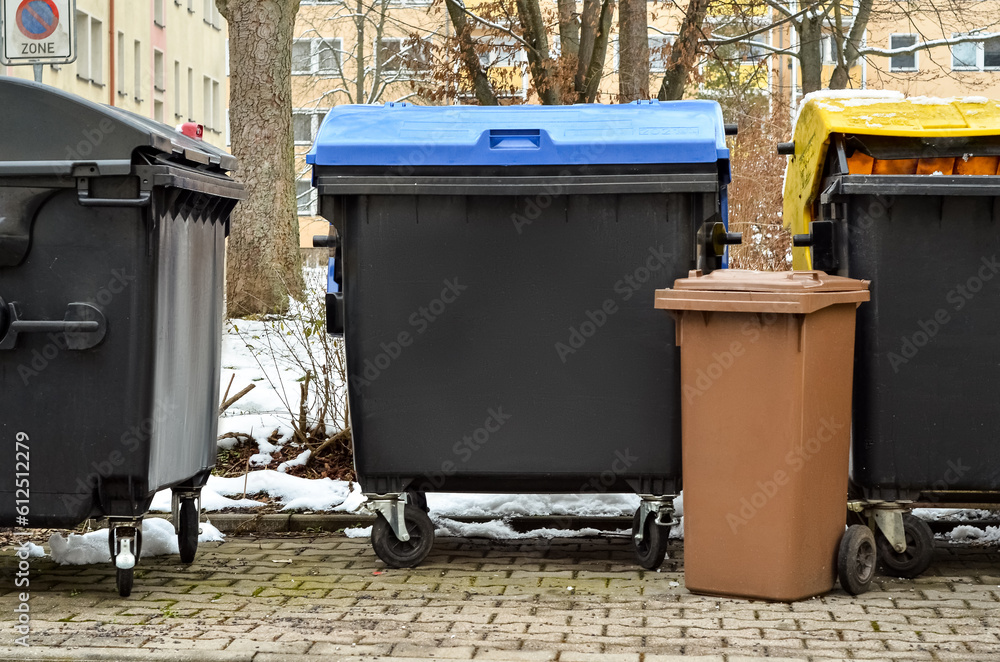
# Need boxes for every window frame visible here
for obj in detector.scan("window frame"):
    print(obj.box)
[889,33,919,72]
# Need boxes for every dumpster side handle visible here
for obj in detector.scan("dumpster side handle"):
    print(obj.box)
[0,302,107,351]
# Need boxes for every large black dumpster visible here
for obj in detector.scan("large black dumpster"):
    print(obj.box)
[0,78,244,596]
[783,93,1000,580]
[308,101,736,568]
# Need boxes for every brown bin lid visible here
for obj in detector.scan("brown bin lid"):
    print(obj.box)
[654,269,870,314]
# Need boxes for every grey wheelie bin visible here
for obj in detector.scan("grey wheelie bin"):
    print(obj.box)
[783,93,1000,580]
[308,101,739,569]
[0,78,244,596]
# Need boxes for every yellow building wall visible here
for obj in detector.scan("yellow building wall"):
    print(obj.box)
[2,0,229,150]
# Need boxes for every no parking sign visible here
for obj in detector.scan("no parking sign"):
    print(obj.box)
[1,0,75,66]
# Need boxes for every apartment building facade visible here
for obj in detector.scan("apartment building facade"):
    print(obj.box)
[2,0,229,149]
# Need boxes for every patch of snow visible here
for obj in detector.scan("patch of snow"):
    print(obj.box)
[433,516,629,540]
[148,485,265,513]
[277,449,312,473]
[48,518,224,565]
[208,471,360,512]
[248,453,273,468]
[960,96,990,105]
[947,525,1000,543]
[908,96,955,105]
[912,508,996,522]
[425,493,640,518]
[932,171,944,176]
[344,526,373,538]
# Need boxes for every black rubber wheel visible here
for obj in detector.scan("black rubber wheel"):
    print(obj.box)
[632,508,668,570]
[108,526,143,559]
[178,498,200,564]
[877,514,934,579]
[116,567,134,597]
[837,524,876,595]
[371,503,434,568]
[404,489,429,514]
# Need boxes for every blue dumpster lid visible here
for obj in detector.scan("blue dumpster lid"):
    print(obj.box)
[307,101,730,168]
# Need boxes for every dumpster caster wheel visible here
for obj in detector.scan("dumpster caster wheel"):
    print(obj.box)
[838,524,876,595]
[178,498,200,564]
[404,489,430,514]
[116,567,134,597]
[632,508,668,570]
[372,504,434,568]
[877,514,934,579]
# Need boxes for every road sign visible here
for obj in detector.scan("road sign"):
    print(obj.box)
[1,0,75,66]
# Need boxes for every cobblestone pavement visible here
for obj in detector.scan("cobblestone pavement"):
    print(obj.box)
[1,533,999,661]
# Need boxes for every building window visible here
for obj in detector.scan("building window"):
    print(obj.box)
[293,109,328,145]
[379,37,432,73]
[296,180,316,216]
[889,34,918,71]
[154,101,164,122]
[739,35,768,64]
[187,67,194,120]
[204,0,221,28]
[154,50,165,91]
[116,32,126,95]
[75,11,90,80]
[293,38,343,75]
[648,36,673,74]
[212,80,221,130]
[75,12,104,84]
[174,61,182,118]
[203,77,213,129]
[134,40,143,101]
[154,0,165,27]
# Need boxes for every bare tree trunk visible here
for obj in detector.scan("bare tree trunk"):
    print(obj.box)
[355,0,365,103]
[558,0,580,62]
[829,0,873,89]
[515,0,561,104]
[444,0,500,105]
[217,0,305,317]
[575,0,600,93]
[657,0,710,101]
[618,0,649,101]
[798,11,824,95]
[581,0,616,103]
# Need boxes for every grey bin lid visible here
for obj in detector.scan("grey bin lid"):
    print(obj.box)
[0,76,237,177]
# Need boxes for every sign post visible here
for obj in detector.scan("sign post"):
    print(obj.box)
[0,0,76,81]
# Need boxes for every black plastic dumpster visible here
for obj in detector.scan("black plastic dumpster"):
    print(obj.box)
[783,94,1000,580]
[0,78,244,596]
[308,101,737,568]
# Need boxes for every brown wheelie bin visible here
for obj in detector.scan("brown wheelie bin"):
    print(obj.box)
[655,269,871,601]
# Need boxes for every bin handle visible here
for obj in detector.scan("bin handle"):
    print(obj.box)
[77,190,152,208]
[0,302,107,351]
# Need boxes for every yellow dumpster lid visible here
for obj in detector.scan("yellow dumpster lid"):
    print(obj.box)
[654,269,870,314]
[782,92,1000,269]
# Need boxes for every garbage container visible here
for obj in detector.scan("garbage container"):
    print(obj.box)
[0,78,244,596]
[655,269,872,600]
[783,93,1000,579]
[308,101,738,568]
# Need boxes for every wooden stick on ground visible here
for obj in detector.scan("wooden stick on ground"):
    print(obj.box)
[220,384,256,415]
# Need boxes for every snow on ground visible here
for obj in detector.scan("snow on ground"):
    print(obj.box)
[433,518,629,540]
[48,518,225,565]
[427,493,639,518]
[947,525,1000,544]
[148,471,365,513]
[912,508,997,522]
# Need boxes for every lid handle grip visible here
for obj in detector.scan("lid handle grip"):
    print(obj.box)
[489,129,541,150]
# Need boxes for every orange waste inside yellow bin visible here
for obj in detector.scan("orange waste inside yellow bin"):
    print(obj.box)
[655,270,870,602]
